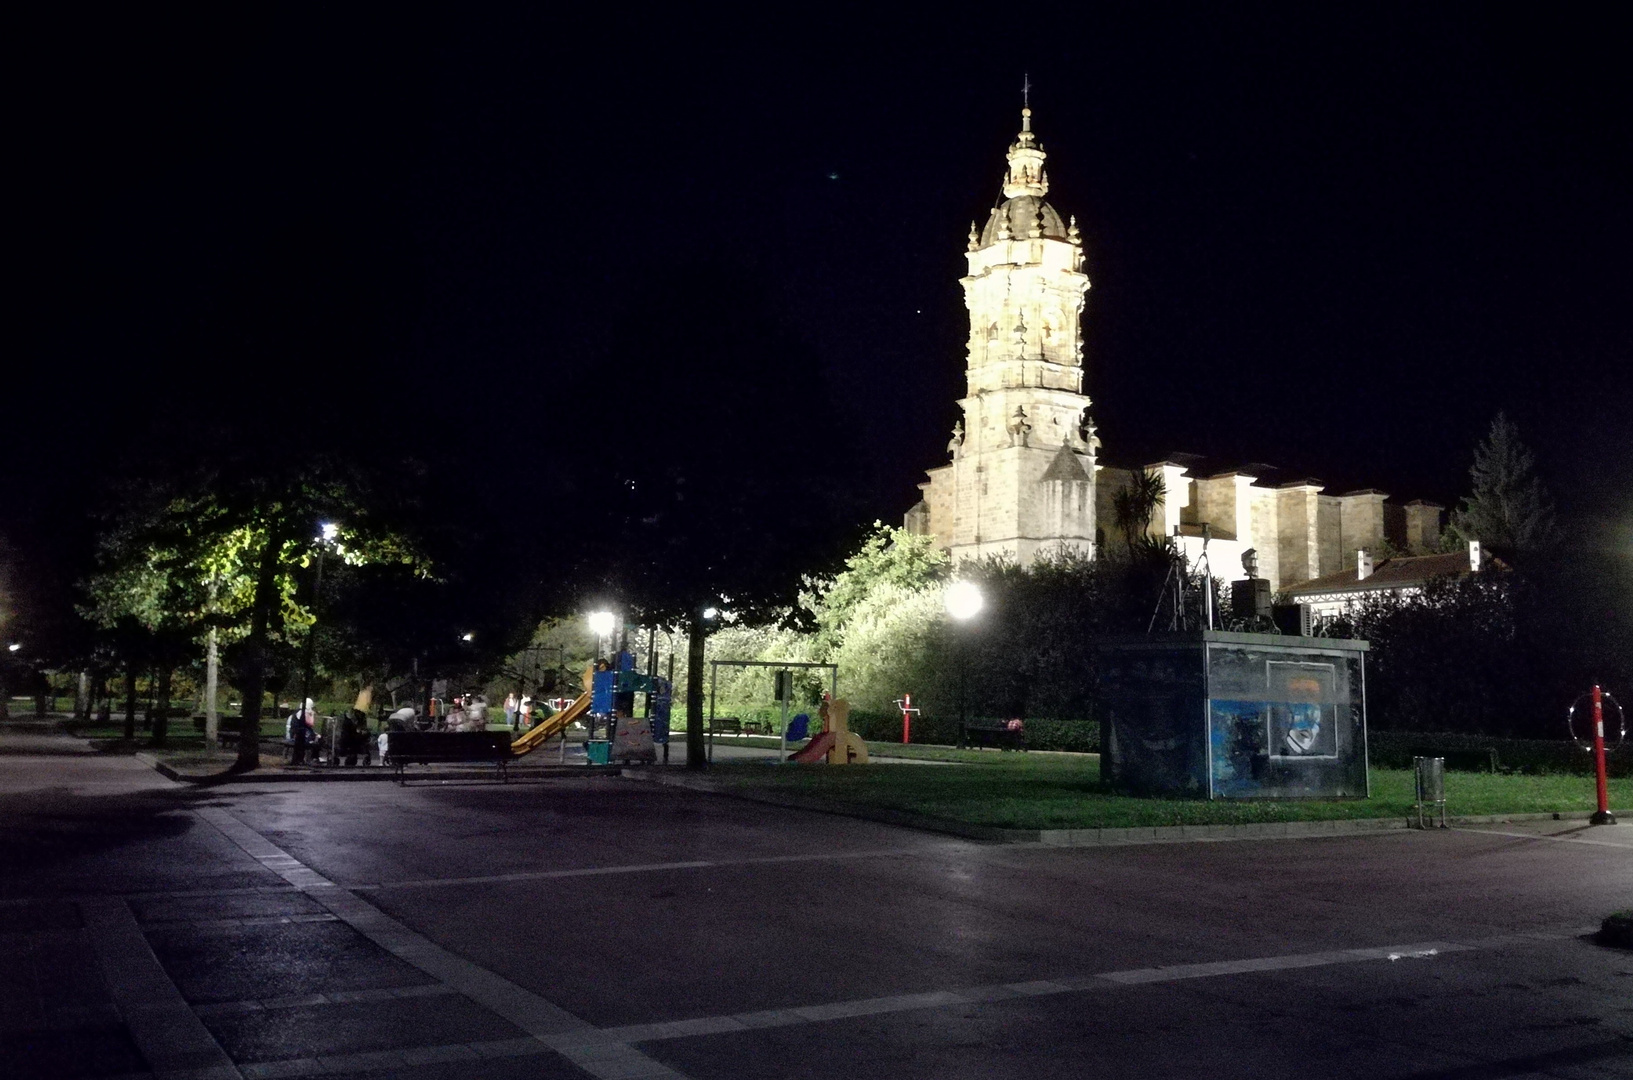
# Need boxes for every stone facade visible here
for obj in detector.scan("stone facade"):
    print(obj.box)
[904,105,1443,592]
[907,106,1098,565]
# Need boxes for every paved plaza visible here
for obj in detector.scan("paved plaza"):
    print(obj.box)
[3,727,1632,1079]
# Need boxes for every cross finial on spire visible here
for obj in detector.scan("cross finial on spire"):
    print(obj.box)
[1004,79,1048,196]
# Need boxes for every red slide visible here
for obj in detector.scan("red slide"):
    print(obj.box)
[788,731,835,763]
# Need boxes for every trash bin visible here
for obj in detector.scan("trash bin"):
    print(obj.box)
[585,740,611,765]
[1413,756,1446,829]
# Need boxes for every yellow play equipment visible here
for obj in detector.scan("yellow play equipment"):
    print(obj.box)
[510,691,591,756]
[787,698,869,764]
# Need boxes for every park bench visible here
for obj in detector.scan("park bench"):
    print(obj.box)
[958,720,1027,752]
[711,717,744,736]
[384,731,512,784]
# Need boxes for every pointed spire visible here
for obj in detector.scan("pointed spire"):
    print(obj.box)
[1067,214,1082,246]
[967,221,980,252]
[1003,90,1048,198]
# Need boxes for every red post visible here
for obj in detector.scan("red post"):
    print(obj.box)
[901,693,912,745]
[1591,684,1616,825]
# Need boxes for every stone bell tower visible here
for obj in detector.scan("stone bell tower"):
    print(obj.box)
[906,103,1098,564]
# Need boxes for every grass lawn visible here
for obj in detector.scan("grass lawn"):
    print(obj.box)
[712,734,1081,765]
[697,756,1631,831]
[71,720,289,742]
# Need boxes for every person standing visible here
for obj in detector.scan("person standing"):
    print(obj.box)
[504,693,518,730]
[289,698,315,765]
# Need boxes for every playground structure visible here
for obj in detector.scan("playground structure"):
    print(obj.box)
[787,698,868,765]
[706,660,839,764]
[588,650,670,763]
[508,652,864,766]
[509,691,590,756]
[506,648,671,763]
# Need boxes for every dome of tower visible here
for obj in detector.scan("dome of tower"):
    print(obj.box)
[980,195,1068,246]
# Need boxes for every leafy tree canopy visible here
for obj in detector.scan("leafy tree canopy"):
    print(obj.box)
[803,523,946,654]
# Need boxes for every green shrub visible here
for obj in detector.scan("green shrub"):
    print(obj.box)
[1367,729,1633,776]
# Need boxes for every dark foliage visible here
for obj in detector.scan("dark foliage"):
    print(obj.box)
[1335,546,1633,738]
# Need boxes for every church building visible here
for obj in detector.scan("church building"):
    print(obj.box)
[904,105,1444,592]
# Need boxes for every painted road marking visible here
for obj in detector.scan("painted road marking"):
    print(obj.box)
[540,927,1595,1053]
[355,843,969,892]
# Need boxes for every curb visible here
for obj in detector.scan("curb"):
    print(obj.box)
[134,752,618,785]
[622,771,1590,847]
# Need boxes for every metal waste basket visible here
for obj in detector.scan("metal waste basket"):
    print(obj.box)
[1413,756,1446,828]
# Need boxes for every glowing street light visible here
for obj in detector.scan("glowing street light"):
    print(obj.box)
[588,611,616,659]
[460,632,475,643]
[944,580,984,622]
[7,643,20,653]
[295,521,341,759]
[944,580,984,744]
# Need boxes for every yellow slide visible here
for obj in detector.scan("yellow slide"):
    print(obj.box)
[511,691,592,756]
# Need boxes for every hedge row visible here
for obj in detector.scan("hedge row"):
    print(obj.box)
[1367,729,1633,776]
[850,717,1618,775]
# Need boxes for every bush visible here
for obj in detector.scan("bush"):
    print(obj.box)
[1368,729,1633,776]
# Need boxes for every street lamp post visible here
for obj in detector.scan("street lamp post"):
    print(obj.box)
[587,611,616,742]
[295,523,339,762]
[944,580,984,748]
[588,611,615,661]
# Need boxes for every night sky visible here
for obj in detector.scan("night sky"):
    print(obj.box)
[11,7,1632,589]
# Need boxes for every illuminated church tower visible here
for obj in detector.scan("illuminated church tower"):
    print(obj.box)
[905,104,1098,563]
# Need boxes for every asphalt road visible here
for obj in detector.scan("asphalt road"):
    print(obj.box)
[3,727,1631,1079]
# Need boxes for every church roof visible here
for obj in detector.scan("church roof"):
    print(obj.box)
[1283,552,1491,597]
[1040,442,1092,482]
[980,196,1068,246]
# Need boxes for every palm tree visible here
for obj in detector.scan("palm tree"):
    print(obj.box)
[1112,469,1166,558]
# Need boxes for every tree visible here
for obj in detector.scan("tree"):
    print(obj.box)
[805,524,947,657]
[581,264,857,769]
[1448,413,1561,558]
[1342,574,1523,734]
[1111,469,1166,559]
[84,453,427,769]
[80,493,215,745]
